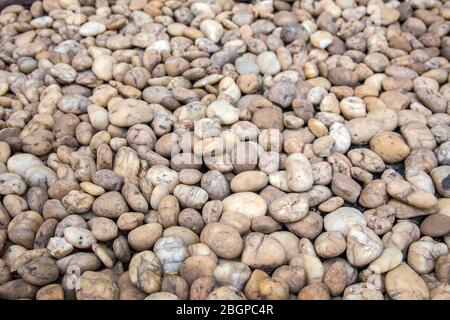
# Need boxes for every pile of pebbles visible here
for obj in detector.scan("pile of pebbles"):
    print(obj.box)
[0,0,450,300]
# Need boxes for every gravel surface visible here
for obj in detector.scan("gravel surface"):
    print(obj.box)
[0,0,449,300]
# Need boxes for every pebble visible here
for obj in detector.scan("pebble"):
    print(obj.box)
[331,173,361,203]
[200,19,224,43]
[235,57,260,74]
[206,100,240,125]
[324,207,367,236]
[257,52,281,75]
[7,154,43,177]
[47,237,74,259]
[80,182,105,196]
[0,83,8,96]
[108,98,154,127]
[0,173,27,195]
[310,31,334,49]
[431,166,450,197]
[385,264,430,300]
[63,227,97,249]
[378,8,400,26]
[18,58,37,74]
[92,55,116,81]
[286,153,314,192]
[49,63,77,84]
[79,21,106,37]
[222,192,268,219]
[420,214,450,237]
[370,132,411,164]
[339,97,366,119]
[30,16,53,29]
